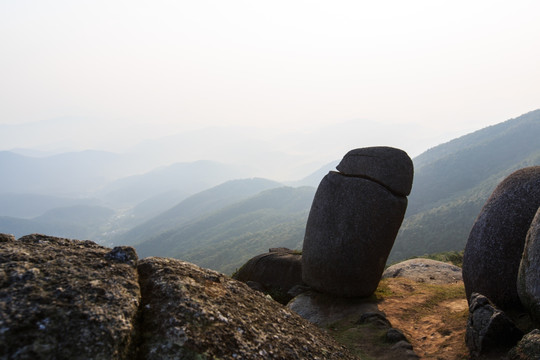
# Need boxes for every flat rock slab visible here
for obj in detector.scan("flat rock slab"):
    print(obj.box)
[0,234,140,359]
[287,290,380,326]
[383,258,463,285]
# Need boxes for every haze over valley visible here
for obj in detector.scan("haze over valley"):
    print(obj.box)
[1,111,539,274]
[2,1,540,274]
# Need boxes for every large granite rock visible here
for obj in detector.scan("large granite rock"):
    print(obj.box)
[518,206,540,322]
[0,234,141,359]
[465,293,524,358]
[232,247,303,304]
[463,166,540,309]
[302,146,412,297]
[137,256,355,360]
[0,234,357,360]
[382,258,463,284]
[336,146,414,196]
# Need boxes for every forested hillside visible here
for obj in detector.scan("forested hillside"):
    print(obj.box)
[389,109,540,261]
[134,186,315,274]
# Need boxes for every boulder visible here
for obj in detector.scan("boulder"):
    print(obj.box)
[463,166,540,309]
[336,146,414,196]
[232,248,303,304]
[0,234,357,359]
[137,257,356,360]
[0,234,141,359]
[518,206,540,322]
[508,329,540,360]
[382,258,463,284]
[465,293,524,358]
[302,171,408,297]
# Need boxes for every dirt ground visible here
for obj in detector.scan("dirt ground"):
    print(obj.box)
[377,278,470,360]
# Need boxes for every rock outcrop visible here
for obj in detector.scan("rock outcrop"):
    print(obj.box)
[465,293,524,358]
[508,329,540,360]
[0,234,357,359]
[462,166,540,309]
[518,206,540,322]
[382,258,463,284]
[302,147,413,297]
[0,234,140,359]
[287,290,419,359]
[232,247,303,304]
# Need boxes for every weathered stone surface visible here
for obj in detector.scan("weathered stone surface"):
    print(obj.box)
[0,233,15,242]
[386,328,408,343]
[0,234,141,359]
[302,171,407,297]
[287,290,419,359]
[508,329,540,360]
[1,235,358,360]
[287,290,380,326]
[518,206,540,322]
[232,248,303,304]
[336,146,414,196]
[463,166,540,309]
[137,257,356,360]
[382,258,463,284]
[465,293,524,358]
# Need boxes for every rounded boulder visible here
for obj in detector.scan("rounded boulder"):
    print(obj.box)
[463,166,540,310]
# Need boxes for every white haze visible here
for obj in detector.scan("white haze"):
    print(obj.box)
[1,0,540,180]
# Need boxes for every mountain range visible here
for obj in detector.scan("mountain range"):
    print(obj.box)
[1,109,539,274]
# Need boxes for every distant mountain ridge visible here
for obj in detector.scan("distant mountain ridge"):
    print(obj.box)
[389,109,540,261]
[113,178,283,246]
[134,186,316,274]
[1,110,539,274]
[128,109,539,272]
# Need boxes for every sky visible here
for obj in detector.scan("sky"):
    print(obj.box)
[1,0,539,168]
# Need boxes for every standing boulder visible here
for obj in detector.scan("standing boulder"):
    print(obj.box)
[302,147,413,297]
[518,206,540,322]
[463,166,540,310]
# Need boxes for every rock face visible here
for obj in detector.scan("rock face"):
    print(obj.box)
[0,234,356,360]
[382,258,463,284]
[508,329,540,360]
[232,248,303,304]
[466,293,524,358]
[0,234,141,359]
[302,147,412,297]
[462,166,540,309]
[518,206,540,322]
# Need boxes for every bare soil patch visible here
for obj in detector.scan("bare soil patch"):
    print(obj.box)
[378,278,469,360]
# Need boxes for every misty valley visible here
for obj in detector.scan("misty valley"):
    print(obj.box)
[1,111,539,275]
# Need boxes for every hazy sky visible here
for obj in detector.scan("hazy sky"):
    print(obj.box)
[1,0,539,159]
